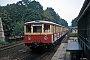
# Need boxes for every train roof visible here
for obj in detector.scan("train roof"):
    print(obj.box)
[24,20,62,27]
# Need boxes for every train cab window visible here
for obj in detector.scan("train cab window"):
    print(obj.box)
[33,23,42,33]
[44,24,50,33]
[26,25,31,32]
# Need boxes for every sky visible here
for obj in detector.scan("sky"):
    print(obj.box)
[0,0,85,26]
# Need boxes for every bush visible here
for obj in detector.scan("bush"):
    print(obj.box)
[0,41,8,46]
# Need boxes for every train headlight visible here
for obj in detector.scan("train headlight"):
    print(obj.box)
[44,35,48,40]
[28,35,31,40]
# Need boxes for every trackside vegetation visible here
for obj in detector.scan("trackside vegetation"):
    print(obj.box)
[0,41,8,46]
[69,32,77,37]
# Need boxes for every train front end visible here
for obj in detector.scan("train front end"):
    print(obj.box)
[24,21,53,49]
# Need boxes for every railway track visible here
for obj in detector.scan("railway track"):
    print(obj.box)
[37,33,69,60]
[0,41,24,51]
[19,45,60,60]
[0,40,27,60]
[0,40,44,60]
[18,34,68,60]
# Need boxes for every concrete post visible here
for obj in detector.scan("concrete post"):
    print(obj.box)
[0,18,5,41]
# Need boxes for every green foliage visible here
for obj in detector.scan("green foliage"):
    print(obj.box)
[44,7,68,27]
[11,21,24,35]
[0,41,8,46]
[71,17,77,27]
[60,18,68,27]
[22,0,31,5]
[43,9,54,21]
[22,9,42,22]
[46,7,57,22]
[28,1,43,10]
[27,1,43,19]
[0,9,12,36]
[69,32,77,37]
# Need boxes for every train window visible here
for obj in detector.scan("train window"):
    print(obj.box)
[33,23,42,33]
[26,25,31,32]
[44,24,50,33]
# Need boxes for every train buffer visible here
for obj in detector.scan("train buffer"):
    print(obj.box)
[66,42,83,60]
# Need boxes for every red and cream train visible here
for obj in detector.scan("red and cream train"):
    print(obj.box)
[24,20,68,49]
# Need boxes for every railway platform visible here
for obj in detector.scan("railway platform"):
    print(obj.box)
[51,43,70,60]
[51,37,83,60]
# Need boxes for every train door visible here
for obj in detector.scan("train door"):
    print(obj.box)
[53,25,56,42]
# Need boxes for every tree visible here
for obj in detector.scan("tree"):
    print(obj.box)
[17,1,23,5]
[57,18,68,27]
[0,10,12,36]
[46,7,60,23]
[55,14,61,24]
[22,0,31,6]
[11,21,24,35]
[22,9,42,22]
[43,9,54,21]
[71,17,77,27]
[28,1,43,19]
[0,3,26,36]
[6,4,26,22]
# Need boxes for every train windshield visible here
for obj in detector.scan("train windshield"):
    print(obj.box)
[26,25,31,32]
[33,23,42,33]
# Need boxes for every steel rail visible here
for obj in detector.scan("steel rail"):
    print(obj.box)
[0,41,24,51]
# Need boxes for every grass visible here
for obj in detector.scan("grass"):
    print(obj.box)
[69,32,77,37]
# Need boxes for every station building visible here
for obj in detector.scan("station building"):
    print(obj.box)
[77,0,90,60]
